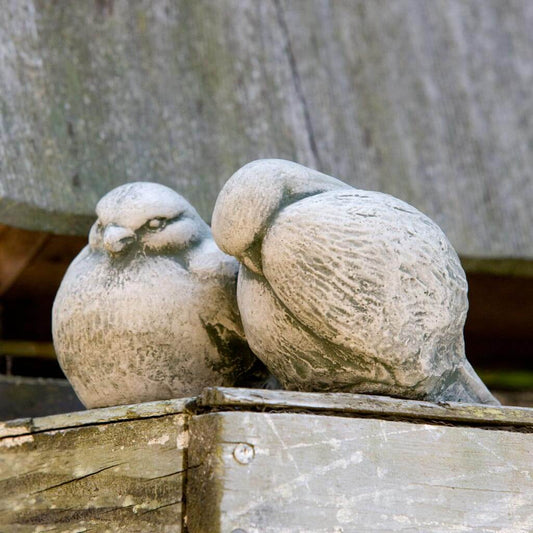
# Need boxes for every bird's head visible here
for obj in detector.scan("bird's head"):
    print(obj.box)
[89,182,210,259]
[211,159,349,274]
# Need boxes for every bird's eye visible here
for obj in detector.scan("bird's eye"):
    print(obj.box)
[146,217,166,230]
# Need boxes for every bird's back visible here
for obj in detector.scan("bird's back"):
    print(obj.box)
[258,189,468,396]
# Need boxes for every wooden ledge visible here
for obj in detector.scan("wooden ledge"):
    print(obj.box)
[0,396,193,438]
[4,387,531,441]
[198,387,533,429]
[1,387,532,531]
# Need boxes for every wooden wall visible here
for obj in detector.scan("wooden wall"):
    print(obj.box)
[0,0,532,263]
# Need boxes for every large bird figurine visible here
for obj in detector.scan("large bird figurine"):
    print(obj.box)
[53,182,264,408]
[212,159,498,404]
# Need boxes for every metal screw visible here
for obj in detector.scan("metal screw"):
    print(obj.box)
[233,442,255,465]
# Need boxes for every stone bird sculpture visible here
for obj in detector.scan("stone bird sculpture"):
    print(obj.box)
[211,159,498,405]
[53,182,263,408]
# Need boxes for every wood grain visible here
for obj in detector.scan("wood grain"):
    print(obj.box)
[188,411,533,533]
[0,413,188,532]
[0,1,531,262]
[198,387,533,429]
[0,396,192,438]
[1,388,532,531]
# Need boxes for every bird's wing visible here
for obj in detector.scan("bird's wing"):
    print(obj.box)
[189,241,272,382]
[189,242,245,339]
[261,190,467,360]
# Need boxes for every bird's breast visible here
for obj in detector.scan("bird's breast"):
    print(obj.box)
[52,252,230,404]
[55,253,211,340]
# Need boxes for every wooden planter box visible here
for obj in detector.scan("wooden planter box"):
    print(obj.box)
[1,388,532,532]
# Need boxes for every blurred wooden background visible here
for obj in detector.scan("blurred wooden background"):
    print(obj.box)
[0,0,531,416]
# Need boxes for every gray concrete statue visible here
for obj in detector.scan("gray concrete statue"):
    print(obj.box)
[212,159,499,405]
[53,182,265,409]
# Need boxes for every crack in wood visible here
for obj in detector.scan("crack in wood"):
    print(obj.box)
[146,463,200,481]
[179,411,192,533]
[411,483,522,494]
[99,504,135,515]
[32,462,124,494]
[192,403,533,433]
[272,0,323,169]
[139,499,184,515]
[1,400,196,440]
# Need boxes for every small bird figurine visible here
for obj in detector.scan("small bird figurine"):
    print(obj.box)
[212,159,498,405]
[53,182,263,408]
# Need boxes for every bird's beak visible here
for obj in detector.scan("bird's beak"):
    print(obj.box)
[103,225,136,255]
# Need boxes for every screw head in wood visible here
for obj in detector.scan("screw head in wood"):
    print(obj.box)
[233,443,255,464]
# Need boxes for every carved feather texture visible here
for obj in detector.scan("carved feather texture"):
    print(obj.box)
[53,183,258,408]
[212,159,498,404]
[261,190,468,396]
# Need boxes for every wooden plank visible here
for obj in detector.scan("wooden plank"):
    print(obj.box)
[0,0,311,235]
[277,0,533,260]
[0,1,531,263]
[0,396,192,438]
[0,225,48,296]
[198,387,533,429]
[0,413,187,532]
[187,411,533,533]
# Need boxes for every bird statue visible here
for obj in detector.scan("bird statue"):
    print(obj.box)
[52,182,266,409]
[211,159,499,405]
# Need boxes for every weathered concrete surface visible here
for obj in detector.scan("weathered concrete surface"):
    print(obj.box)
[52,182,260,408]
[212,159,498,404]
[0,1,532,262]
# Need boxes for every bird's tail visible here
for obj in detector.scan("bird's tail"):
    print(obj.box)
[437,360,500,405]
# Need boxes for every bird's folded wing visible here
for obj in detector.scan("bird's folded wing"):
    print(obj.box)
[261,190,467,356]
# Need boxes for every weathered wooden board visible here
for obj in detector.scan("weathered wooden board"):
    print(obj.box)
[0,388,532,531]
[0,0,310,235]
[278,0,533,259]
[0,410,188,532]
[188,411,533,533]
[0,396,191,438]
[198,387,533,428]
[0,1,532,261]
